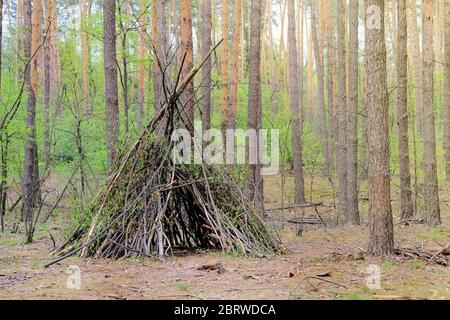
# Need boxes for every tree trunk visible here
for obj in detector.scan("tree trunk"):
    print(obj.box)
[360,70,368,180]
[0,0,4,231]
[396,0,414,221]
[310,0,330,177]
[228,0,242,131]
[119,0,129,135]
[103,0,119,170]
[297,0,304,127]
[43,0,51,174]
[306,23,314,128]
[408,0,423,137]
[200,0,212,133]
[366,0,394,256]
[180,0,194,132]
[15,0,24,85]
[137,0,146,131]
[444,0,450,180]
[279,0,286,89]
[22,0,41,242]
[0,133,7,232]
[266,0,279,114]
[288,0,305,204]
[154,0,167,111]
[48,0,60,96]
[220,0,229,132]
[81,0,89,114]
[324,0,336,175]
[421,0,441,226]
[345,0,360,224]
[247,0,264,212]
[0,0,3,91]
[336,0,348,222]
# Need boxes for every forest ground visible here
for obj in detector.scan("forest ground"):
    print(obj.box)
[1,174,450,300]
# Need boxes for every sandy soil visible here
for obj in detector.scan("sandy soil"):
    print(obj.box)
[1,175,450,300]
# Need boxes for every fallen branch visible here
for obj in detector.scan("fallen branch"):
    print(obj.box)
[426,243,450,266]
[395,248,448,266]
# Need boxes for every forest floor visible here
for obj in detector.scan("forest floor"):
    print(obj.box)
[1,174,450,300]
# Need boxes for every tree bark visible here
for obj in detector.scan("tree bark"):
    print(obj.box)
[247,0,264,212]
[297,0,304,127]
[22,0,41,242]
[228,0,242,131]
[336,0,348,222]
[43,0,51,174]
[200,0,212,133]
[103,0,119,170]
[346,0,360,224]
[396,0,414,221]
[119,0,129,135]
[0,0,3,91]
[154,0,167,111]
[266,0,279,114]
[220,0,229,132]
[360,70,368,180]
[180,0,194,132]
[366,0,394,256]
[306,22,314,128]
[407,0,423,137]
[421,0,441,226]
[310,0,330,177]
[324,0,336,175]
[288,0,305,204]
[137,0,146,131]
[81,0,89,114]
[444,0,450,180]
[0,0,4,231]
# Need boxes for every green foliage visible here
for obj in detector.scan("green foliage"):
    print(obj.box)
[176,282,189,292]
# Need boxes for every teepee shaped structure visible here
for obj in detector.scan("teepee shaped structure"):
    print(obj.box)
[46,45,280,267]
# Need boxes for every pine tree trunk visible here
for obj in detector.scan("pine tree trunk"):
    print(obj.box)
[0,0,4,232]
[103,0,119,170]
[366,0,394,256]
[288,0,305,204]
[310,0,330,177]
[360,71,368,180]
[336,0,348,223]
[266,0,279,114]
[228,0,242,131]
[81,0,89,114]
[43,0,51,174]
[22,0,41,242]
[345,0,360,224]
[200,0,212,133]
[324,0,336,175]
[15,0,23,85]
[396,0,414,221]
[279,0,286,89]
[421,0,441,226]
[120,0,129,135]
[408,0,423,137]
[306,25,314,128]
[137,0,146,131]
[154,0,167,111]
[247,0,264,212]
[180,0,194,133]
[443,0,450,180]
[220,0,229,132]
[297,0,304,127]
[0,0,3,92]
